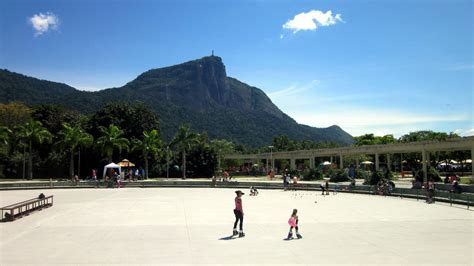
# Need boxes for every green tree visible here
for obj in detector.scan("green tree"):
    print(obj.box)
[0,102,32,129]
[0,126,11,145]
[354,134,396,146]
[96,124,130,162]
[32,105,83,135]
[18,121,52,179]
[171,125,199,179]
[57,124,93,179]
[210,139,235,171]
[132,129,162,179]
[398,131,455,143]
[187,145,218,177]
[88,102,160,140]
[272,135,294,151]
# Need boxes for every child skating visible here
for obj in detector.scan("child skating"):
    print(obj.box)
[286,209,302,240]
[232,190,245,237]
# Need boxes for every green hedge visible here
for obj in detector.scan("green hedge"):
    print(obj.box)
[329,169,350,183]
[302,168,323,181]
[415,167,441,182]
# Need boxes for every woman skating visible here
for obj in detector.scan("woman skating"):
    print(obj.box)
[233,190,245,237]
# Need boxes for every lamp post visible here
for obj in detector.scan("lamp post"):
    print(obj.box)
[269,145,274,171]
[166,146,170,179]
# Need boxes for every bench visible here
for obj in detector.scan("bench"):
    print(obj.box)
[1,195,54,222]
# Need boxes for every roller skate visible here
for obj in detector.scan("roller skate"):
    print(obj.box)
[296,232,303,239]
[232,229,238,236]
[287,232,293,240]
[239,231,245,238]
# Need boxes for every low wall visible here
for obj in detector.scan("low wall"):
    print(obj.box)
[1,180,472,207]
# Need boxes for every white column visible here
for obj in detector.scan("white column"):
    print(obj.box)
[422,149,427,183]
[310,157,315,169]
[400,153,403,173]
[339,154,343,169]
[386,154,391,172]
[471,146,473,181]
[356,158,359,169]
[426,152,431,168]
[375,153,380,171]
[290,158,296,170]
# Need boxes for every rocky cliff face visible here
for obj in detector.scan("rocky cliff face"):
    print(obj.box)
[0,57,354,146]
[121,56,287,118]
[122,56,229,111]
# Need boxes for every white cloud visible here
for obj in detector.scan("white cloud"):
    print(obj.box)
[29,12,59,36]
[268,80,320,98]
[283,10,342,33]
[454,128,474,137]
[290,108,470,137]
[280,34,284,39]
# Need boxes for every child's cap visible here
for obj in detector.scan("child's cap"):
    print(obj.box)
[235,190,245,195]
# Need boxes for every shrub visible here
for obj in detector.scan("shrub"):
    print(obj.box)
[364,171,382,185]
[355,169,369,179]
[383,169,394,180]
[415,167,441,182]
[302,168,323,181]
[286,169,300,177]
[329,169,350,183]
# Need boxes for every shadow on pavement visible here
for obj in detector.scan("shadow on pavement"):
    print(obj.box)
[218,235,238,240]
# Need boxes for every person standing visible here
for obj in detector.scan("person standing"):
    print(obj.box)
[223,170,230,182]
[233,190,245,237]
[91,169,97,181]
[426,178,435,203]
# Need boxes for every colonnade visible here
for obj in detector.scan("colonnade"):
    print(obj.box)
[225,137,474,182]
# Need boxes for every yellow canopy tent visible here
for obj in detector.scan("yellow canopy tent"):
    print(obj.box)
[117,159,135,167]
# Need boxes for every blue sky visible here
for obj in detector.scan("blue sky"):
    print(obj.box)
[1,0,472,137]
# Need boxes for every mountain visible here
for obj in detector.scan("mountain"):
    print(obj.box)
[0,56,354,146]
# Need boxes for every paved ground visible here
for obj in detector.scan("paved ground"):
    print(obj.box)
[0,188,472,265]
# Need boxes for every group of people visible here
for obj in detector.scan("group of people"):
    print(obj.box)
[283,172,299,191]
[375,179,395,196]
[231,190,302,240]
[444,174,463,194]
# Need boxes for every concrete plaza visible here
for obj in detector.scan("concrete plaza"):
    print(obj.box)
[0,187,472,265]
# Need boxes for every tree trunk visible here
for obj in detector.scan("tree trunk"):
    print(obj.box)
[78,148,81,178]
[182,150,186,179]
[28,141,33,180]
[70,149,75,179]
[22,145,26,179]
[145,157,149,179]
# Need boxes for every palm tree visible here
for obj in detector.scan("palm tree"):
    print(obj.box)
[132,129,162,179]
[0,126,11,145]
[96,124,129,162]
[18,121,52,179]
[171,125,199,179]
[57,123,93,179]
[210,139,235,171]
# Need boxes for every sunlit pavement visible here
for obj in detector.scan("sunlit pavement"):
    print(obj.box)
[0,188,472,265]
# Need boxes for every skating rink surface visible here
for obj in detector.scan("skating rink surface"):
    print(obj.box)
[0,188,472,265]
